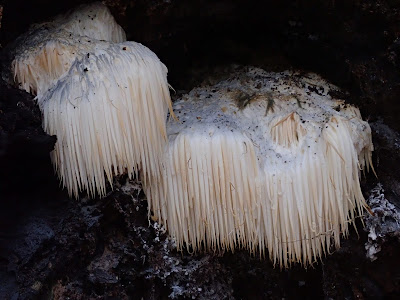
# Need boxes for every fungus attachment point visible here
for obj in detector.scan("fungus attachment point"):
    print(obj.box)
[145,68,374,268]
[12,2,173,198]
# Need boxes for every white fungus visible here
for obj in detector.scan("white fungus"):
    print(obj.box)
[52,2,126,43]
[37,42,172,198]
[145,67,374,268]
[12,2,173,198]
[12,2,126,96]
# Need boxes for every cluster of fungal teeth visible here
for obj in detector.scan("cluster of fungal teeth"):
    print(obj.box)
[12,4,374,268]
[145,68,374,267]
[12,2,173,198]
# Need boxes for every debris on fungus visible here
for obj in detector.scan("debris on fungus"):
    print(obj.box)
[12,2,173,198]
[37,42,172,198]
[13,30,99,96]
[52,2,126,43]
[145,67,374,268]
[12,2,126,96]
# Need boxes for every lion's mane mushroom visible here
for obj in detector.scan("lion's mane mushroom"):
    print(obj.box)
[145,67,374,268]
[12,2,173,198]
[37,42,172,198]
[12,2,126,96]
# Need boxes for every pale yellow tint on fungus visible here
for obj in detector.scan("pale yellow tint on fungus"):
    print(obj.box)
[12,2,126,96]
[145,68,374,268]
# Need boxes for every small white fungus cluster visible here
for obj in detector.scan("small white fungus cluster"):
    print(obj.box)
[12,2,126,96]
[145,68,374,267]
[12,2,172,198]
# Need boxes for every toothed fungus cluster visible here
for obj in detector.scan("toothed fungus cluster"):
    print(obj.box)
[145,68,374,267]
[12,2,172,198]
[12,2,374,268]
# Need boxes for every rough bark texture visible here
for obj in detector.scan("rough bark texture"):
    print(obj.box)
[1,0,400,299]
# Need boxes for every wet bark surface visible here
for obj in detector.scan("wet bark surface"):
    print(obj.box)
[1,0,400,299]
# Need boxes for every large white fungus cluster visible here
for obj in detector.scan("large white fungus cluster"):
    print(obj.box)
[145,67,374,267]
[11,1,374,268]
[12,2,172,198]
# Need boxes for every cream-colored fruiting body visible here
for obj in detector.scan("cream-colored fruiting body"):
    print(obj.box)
[12,2,173,198]
[36,42,172,198]
[145,68,374,268]
[37,42,170,197]
[12,2,126,96]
